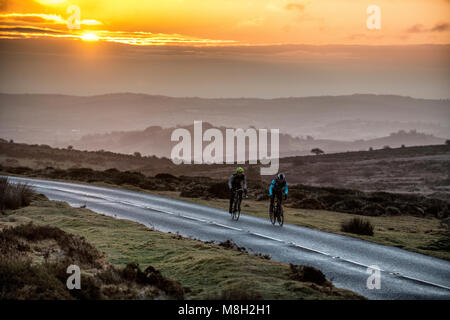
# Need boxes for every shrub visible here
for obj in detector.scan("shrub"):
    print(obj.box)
[311,148,324,155]
[341,217,374,236]
[0,177,34,211]
[1,222,102,267]
[362,203,385,216]
[385,206,401,215]
[291,198,327,210]
[207,182,229,199]
[0,224,184,300]
[331,199,366,213]
[121,263,185,299]
[154,173,177,180]
[289,264,329,286]
[0,258,74,300]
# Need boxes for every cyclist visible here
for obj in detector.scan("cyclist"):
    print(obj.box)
[269,173,288,218]
[228,167,248,214]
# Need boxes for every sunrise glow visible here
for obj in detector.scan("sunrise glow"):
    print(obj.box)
[81,33,98,41]
[0,0,448,46]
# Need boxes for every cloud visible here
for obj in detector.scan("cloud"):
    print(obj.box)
[406,24,426,33]
[0,25,62,34]
[407,22,450,33]
[0,13,102,26]
[285,3,305,12]
[431,23,450,32]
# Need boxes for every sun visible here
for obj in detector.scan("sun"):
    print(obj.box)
[81,33,99,41]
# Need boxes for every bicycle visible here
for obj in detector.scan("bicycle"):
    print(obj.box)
[269,195,284,227]
[231,188,245,221]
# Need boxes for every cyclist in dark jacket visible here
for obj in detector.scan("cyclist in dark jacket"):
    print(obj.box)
[269,173,288,217]
[228,167,248,214]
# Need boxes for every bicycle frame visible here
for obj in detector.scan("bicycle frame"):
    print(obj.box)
[231,188,243,221]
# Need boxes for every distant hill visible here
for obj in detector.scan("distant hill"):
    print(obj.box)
[0,93,449,145]
[64,123,446,158]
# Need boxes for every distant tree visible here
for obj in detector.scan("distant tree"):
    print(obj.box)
[446,139,450,146]
[134,152,142,158]
[9,139,14,143]
[311,148,324,155]
[383,145,391,150]
[369,147,373,151]
[67,145,73,150]
[401,144,405,148]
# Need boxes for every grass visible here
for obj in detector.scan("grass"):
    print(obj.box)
[1,198,363,300]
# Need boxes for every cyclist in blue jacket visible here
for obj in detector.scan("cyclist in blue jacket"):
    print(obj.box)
[269,173,288,217]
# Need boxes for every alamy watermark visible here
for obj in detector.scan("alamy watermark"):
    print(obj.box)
[66,264,81,290]
[366,265,381,290]
[170,121,279,175]
[367,5,381,30]
[67,5,81,30]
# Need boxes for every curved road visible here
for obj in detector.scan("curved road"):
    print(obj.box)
[6,176,450,300]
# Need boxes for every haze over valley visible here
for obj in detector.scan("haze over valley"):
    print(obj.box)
[1,93,448,158]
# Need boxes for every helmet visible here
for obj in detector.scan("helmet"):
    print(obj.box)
[277,173,285,180]
[236,167,244,173]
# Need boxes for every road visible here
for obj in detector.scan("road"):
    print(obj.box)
[6,176,450,300]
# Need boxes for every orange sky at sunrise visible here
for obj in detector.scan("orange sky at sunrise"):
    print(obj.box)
[1,0,449,99]
[0,0,449,46]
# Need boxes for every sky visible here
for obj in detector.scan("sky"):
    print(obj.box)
[0,0,449,98]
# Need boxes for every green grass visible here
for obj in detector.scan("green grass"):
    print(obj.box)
[2,199,363,300]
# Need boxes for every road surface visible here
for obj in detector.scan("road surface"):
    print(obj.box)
[6,176,450,300]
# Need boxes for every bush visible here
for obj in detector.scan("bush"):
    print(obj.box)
[1,222,102,267]
[154,173,178,180]
[362,203,385,216]
[207,182,229,199]
[121,263,185,299]
[0,224,185,300]
[289,264,329,286]
[341,218,374,236]
[290,198,327,210]
[330,199,366,213]
[0,177,34,211]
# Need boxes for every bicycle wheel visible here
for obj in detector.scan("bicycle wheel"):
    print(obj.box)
[278,205,284,227]
[231,192,240,220]
[235,196,241,221]
[270,201,276,225]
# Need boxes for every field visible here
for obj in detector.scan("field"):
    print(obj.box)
[0,197,363,299]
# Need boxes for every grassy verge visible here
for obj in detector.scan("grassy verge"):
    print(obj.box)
[1,198,363,299]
